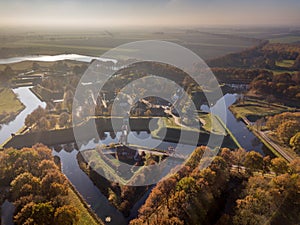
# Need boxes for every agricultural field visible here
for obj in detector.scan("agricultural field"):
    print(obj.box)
[0,29,260,60]
[269,35,300,44]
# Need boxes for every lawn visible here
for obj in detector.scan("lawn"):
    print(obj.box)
[0,88,25,124]
[81,150,128,185]
[198,112,226,135]
[229,99,292,120]
[67,187,103,225]
[164,117,201,132]
[152,114,226,138]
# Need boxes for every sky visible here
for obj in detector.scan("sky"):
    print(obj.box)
[0,0,299,28]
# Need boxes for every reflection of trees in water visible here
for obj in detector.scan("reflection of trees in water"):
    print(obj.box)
[53,144,62,153]
[98,131,108,140]
[110,131,116,139]
[251,137,261,147]
[73,142,79,151]
[93,137,99,144]
[262,145,275,158]
[63,143,74,153]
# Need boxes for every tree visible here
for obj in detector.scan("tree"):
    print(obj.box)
[14,202,54,225]
[54,205,80,225]
[14,202,35,225]
[276,120,300,144]
[233,192,273,225]
[262,155,271,174]
[290,132,300,153]
[155,176,177,209]
[289,157,300,174]
[30,202,54,225]
[37,117,49,131]
[40,170,68,198]
[156,216,184,225]
[25,106,46,127]
[176,176,197,196]
[220,148,235,166]
[48,116,57,129]
[10,172,40,200]
[270,173,300,223]
[0,65,14,82]
[38,160,58,176]
[63,90,73,112]
[59,112,69,128]
[232,148,246,172]
[271,158,288,175]
[266,112,300,131]
[244,151,263,174]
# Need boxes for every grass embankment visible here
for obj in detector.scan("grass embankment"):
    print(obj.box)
[81,150,129,185]
[160,113,226,135]
[214,115,242,149]
[150,116,207,143]
[229,99,293,120]
[0,88,25,124]
[151,114,240,148]
[67,187,103,225]
[198,112,226,135]
[81,149,149,185]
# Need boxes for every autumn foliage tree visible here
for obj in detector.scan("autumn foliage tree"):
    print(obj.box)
[0,144,80,225]
[276,120,300,144]
[290,132,300,153]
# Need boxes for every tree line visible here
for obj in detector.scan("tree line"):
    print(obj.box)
[130,146,300,225]
[0,144,80,225]
[266,112,300,154]
[208,42,300,70]
[249,71,300,102]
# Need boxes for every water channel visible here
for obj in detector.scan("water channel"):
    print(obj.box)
[0,54,115,65]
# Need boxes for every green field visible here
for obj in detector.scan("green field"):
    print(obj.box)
[198,113,226,135]
[229,99,293,120]
[0,88,25,124]
[161,113,226,135]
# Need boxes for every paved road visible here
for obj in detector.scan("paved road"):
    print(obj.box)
[242,117,294,162]
[258,130,293,162]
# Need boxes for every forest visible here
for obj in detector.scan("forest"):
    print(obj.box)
[0,144,82,225]
[130,147,300,225]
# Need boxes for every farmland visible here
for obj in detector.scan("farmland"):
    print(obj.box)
[0,29,260,60]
